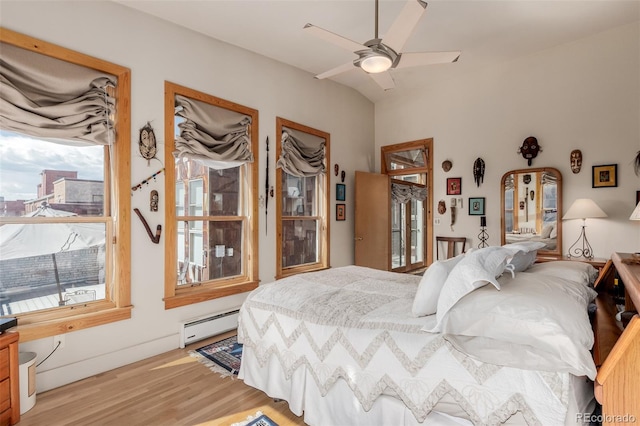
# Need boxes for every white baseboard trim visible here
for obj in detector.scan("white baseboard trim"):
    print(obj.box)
[35,333,178,393]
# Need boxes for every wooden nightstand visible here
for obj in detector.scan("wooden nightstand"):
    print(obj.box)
[0,331,20,425]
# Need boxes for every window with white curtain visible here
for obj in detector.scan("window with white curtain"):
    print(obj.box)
[275,117,330,278]
[164,82,259,309]
[0,29,131,342]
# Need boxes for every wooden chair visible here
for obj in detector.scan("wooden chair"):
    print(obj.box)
[436,236,467,260]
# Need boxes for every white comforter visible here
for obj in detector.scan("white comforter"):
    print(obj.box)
[238,266,591,425]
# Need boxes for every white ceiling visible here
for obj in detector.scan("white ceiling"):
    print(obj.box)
[115,0,640,103]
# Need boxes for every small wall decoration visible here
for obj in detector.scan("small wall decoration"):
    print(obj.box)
[341,170,346,183]
[592,164,618,188]
[336,183,346,201]
[523,174,531,184]
[478,216,489,248]
[334,164,339,176]
[150,190,159,212]
[437,200,447,215]
[131,167,165,193]
[336,203,346,221]
[473,158,485,187]
[530,190,535,201]
[133,208,161,244]
[469,197,485,215]
[517,136,542,166]
[446,177,461,195]
[570,149,582,174]
[442,160,452,172]
[138,122,158,165]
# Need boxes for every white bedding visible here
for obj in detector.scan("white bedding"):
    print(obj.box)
[238,265,595,425]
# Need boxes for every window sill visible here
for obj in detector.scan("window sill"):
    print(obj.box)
[15,305,133,342]
[276,264,329,280]
[164,280,258,309]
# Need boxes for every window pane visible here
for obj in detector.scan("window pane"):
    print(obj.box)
[282,174,316,216]
[281,219,318,268]
[391,202,406,268]
[209,167,240,216]
[0,222,106,315]
[385,148,425,171]
[177,220,243,285]
[410,199,424,264]
[0,131,105,217]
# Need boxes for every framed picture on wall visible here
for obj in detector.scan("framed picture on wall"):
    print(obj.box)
[336,183,346,201]
[447,178,461,195]
[592,164,617,188]
[336,203,346,221]
[469,197,485,215]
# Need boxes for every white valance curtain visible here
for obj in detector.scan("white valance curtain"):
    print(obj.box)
[0,42,116,146]
[276,126,326,177]
[391,183,427,203]
[174,95,253,170]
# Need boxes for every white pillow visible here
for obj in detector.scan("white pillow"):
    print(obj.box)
[549,225,557,239]
[526,260,599,286]
[424,246,518,333]
[540,224,553,239]
[442,272,598,379]
[412,254,465,317]
[503,241,547,272]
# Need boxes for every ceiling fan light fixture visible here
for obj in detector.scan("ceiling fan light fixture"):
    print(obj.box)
[359,53,393,73]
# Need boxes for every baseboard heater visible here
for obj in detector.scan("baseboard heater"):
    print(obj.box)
[179,308,240,348]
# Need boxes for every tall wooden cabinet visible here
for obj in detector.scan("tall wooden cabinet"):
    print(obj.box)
[0,331,19,425]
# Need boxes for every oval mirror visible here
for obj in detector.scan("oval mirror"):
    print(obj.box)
[500,167,563,258]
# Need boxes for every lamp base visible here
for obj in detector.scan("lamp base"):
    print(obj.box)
[566,223,595,260]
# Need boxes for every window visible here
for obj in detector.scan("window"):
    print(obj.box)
[164,82,258,309]
[0,29,131,342]
[275,118,329,278]
[382,140,432,272]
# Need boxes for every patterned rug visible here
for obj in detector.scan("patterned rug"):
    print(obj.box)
[191,335,243,377]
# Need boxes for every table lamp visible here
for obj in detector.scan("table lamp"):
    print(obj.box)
[563,198,607,260]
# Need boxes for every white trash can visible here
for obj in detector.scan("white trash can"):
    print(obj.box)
[19,352,37,414]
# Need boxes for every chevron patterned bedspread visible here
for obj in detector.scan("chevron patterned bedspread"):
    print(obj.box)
[238,266,578,425]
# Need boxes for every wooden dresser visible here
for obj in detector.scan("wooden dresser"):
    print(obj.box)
[0,331,19,426]
[594,253,640,424]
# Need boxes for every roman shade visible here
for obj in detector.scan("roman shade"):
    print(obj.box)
[391,182,427,203]
[0,42,116,146]
[277,126,326,177]
[174,94,253,169]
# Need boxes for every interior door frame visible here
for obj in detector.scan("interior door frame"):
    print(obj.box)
[381,138,433,270]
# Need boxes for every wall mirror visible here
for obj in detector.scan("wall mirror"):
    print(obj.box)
[500,167,563,258]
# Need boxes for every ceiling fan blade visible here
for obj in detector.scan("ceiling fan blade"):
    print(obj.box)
[369,71,395,90]
[315,62,356,80]
[381,0,428,53]
[395,51,461,69]
[304,23,365,53]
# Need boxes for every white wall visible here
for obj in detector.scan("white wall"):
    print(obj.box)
[375,22,640,258]
[1,1,374,392]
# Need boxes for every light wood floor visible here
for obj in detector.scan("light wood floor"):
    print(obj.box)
[18,331,306,426]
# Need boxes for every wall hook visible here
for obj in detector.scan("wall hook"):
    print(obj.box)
[134,208,161,244]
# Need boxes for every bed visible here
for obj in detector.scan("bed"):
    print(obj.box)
[238,245,603,425]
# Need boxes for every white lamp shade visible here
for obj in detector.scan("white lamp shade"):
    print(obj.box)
[630,201,640,220]
[563,198,608,220]
[360,54,392,74]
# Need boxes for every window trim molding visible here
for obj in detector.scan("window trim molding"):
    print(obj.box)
[163,81,259,309]
[381,138,433,269]
[0,28,132,342]
[275,117,330,279]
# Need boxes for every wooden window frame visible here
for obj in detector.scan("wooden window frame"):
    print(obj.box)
[0,28,132,342]
[163,82,259,309]
[275,117,330,279]
[381,139,433,269]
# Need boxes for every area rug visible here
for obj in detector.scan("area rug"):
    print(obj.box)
[231,411,279,426]
[190,335,243,378]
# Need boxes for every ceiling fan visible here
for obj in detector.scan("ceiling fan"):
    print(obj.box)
[304,0,460,90]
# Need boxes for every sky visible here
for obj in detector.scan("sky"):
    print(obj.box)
[0,131,104,201]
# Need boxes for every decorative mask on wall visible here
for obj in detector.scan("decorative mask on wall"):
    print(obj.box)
[517,136,541,166]
[570,149,582,174]
[442,160,452,172]
[522,174,531,184]
[438,200,447,214]
[473,157,485,187]
[138,122,157,165]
